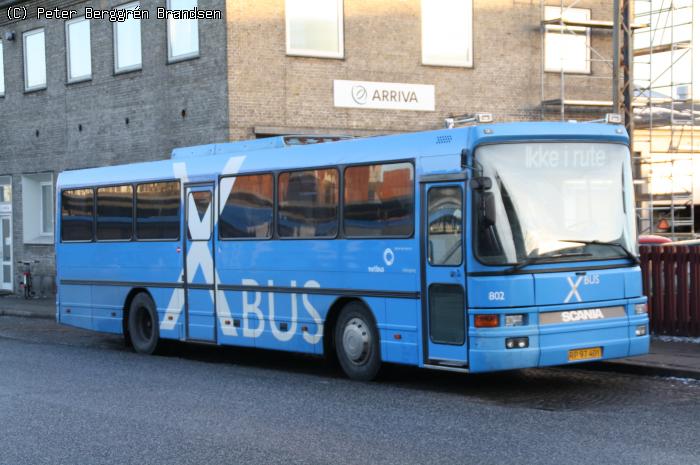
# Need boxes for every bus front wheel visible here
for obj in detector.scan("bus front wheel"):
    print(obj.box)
[128,293,160,355]
[334,302,381,381]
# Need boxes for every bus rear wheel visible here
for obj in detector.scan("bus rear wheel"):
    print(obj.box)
[128,293,160,355]
[334,302,381,381]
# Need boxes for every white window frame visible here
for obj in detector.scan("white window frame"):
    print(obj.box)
[544,6,591,74]
[421,0,474,68]
[39,181,53,237]
[65,16,92,83]
[285,0,344,59]
[0,40,5,97]
[0,214,13,291]
[23,28,47,92]
[166,0,200,63]
[113,1,143,74]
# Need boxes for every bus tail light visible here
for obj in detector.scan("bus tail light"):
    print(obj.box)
[475,314,499,328]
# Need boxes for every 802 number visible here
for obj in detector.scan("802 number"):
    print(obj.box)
[488,291,505,301]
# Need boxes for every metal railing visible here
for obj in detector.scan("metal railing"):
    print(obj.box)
[640,244,700,337]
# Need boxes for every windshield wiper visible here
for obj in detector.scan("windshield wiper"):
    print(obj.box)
[558,239,640,265]
[507,252,593,273]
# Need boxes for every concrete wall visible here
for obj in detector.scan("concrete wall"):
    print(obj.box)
[0,0,229,289]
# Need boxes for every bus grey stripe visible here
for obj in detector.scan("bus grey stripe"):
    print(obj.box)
[60,279,185,289]
[59,280,420,299]
[216,284,419,299]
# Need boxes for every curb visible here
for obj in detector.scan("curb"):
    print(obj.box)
[2,309,699,380]
[585,360,700,381]
[0,309,54,320]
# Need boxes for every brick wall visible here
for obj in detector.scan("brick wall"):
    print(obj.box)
[226,0,616,139]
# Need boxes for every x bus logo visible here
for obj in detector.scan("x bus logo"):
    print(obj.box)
[160,157,244,335]
[156,155,324,345]
[564,276,583,303]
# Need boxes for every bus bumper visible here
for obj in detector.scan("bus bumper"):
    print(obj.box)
[467,302,650,373]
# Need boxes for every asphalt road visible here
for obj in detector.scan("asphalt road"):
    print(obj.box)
[1,317,699,465]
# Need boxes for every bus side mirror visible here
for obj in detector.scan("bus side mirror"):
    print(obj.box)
[470,177,492,191]
[480,192,496,227]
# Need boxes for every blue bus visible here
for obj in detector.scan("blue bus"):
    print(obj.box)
[55,120,649,380]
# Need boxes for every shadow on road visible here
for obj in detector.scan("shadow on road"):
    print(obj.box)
[152,338,688,412]
[3,316,696,412]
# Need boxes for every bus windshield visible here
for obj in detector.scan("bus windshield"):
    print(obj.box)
[474,142,637,266]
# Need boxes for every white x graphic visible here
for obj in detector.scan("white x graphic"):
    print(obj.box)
[160,156,245,334]
[564,276,583,303]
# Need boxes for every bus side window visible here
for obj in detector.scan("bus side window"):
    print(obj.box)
[343,162,414,238]
[220,174,273,239]
[278,169,338,238]
[135,181,180,240]
[61,188,94,242]
[96,185,133,241]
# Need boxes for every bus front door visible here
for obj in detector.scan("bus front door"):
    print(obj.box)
[183,183,217,342]
[422,183,468,368]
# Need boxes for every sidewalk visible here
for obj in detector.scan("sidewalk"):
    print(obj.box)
[1,295,698,379]
[595,340,700,381]
[0,295,55,319]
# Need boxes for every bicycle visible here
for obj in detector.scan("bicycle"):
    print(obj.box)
[17,260,39,299]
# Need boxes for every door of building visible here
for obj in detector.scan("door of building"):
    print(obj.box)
[0,215,12,291]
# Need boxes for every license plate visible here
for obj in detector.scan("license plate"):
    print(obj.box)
[568,347,602,362]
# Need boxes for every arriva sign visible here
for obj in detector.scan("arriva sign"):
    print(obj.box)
[333,80,435,112]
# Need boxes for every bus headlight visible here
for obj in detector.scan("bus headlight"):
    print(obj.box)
[505,314,526,327]
[634,303,648,315]
[635,325,647,337]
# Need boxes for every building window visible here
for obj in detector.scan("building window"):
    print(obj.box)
[167,0,199,62]
[23,28,47,92]
[136,181,180,240]
[0,177,10,203]
[544,6,591,74]
[285,0,344,59]
[220,174,273,239]
[66,17,92,82]
[0,40,5,96]
[278,168,338,238]
[343,162,414,238]
[61,189,94,242]
[421,0,473,67]
[113,1,142,73]
[21,173,53,244]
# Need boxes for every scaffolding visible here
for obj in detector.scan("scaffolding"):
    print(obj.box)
[633,0,696,239]
[539,0,697,239]
[539,0,636,121]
